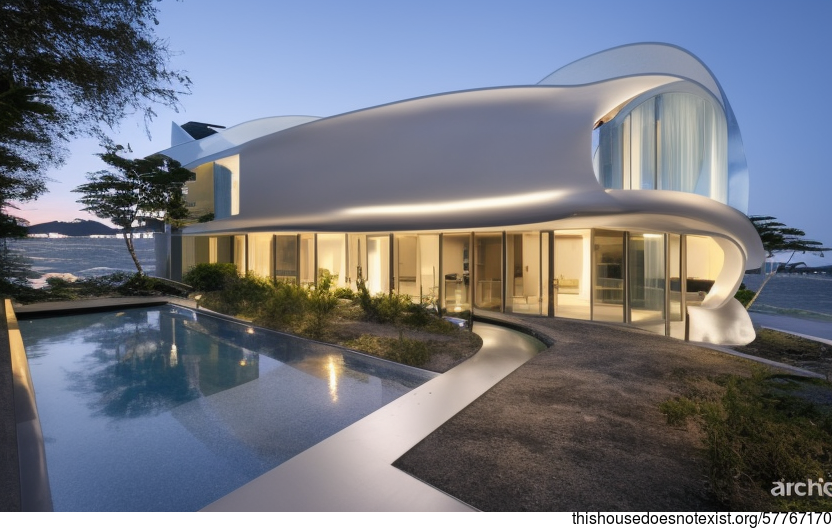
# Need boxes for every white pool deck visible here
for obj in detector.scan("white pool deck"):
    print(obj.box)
[202,321,545,512]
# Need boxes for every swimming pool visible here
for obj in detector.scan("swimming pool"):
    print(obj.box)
[20,306,436,511]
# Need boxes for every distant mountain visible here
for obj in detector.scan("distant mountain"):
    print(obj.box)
[27,219,120,237]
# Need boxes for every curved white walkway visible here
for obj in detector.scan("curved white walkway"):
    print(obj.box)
[202,322,546,512]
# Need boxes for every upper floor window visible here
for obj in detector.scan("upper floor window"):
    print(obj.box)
[593,92,728,204]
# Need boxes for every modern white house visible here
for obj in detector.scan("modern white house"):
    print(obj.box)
[155,43,765,345]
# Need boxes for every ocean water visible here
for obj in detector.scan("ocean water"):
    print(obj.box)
[6,237,156,284]
[742,272,832,318]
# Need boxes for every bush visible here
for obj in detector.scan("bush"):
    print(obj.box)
[116,273,185,297]
[183,262,239,291]
[660,369,832,510]
[201,272,273,317]
[346,334,431,367]
[258,280,308,331]
[305,277,338,338]
[735,282,755,307]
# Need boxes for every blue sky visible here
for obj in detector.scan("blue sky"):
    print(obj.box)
[19,0,832,248]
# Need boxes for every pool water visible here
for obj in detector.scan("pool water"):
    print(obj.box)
[20,306,435,511]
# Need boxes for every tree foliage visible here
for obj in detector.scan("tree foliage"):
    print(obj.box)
[749,215,830,258]
[0,0,191,237]
[73,144,193,273]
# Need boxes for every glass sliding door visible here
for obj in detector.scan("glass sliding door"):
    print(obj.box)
[299,234,315,286]
[418,234,440,307]
[366,235,390,295]
[593,230,624,323]
[442,234,470,313]
[233,235,246,275]
[247,233,273,278]
[554,230,591,320]
[395,235,419,298]
[628,232,665,334]
[274,235,298,283]
[668,234,684,338]
[317,233,346,287]
[474,233,503,312]
[506,232,543,314]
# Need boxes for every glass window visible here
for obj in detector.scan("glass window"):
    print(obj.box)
[395,235,419,299]
[593,230,624,323]
[317,233,346,287]
[213,155,240,218]
[474,233,503,312]
[299,234,315,286]
[418,234,440,307]
[233,235,246,275]
[685,235,724,306]
[506,232,543,315]
[366,235,390,295]
[247,234,273,278]
[554,230,591,320]
[275,235,298,282]
[628,233,665,333]
[594,92,728,204]
[442,234,471,313]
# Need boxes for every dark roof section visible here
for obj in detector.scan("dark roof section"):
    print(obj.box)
[180,122,226,140]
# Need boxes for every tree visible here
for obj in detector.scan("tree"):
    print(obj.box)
[73,144,193,274]
[749,215,829,258]
[0,0,190,238]
[745,215,829,310]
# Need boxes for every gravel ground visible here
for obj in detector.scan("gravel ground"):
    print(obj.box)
[394,315,767,511]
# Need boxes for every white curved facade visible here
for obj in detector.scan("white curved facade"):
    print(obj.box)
[159,43,764,345]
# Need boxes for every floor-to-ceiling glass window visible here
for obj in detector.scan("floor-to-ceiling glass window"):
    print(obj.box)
[668,234,684,338]
[274,235,298,283]
[593,230,625,323]
[299,234,315,286]
[506,232,543,314]
[395,234,419,299]
[418,234,440,307]
[208,236,233,264]
[182,236,196,275]
[553,230,591,320]
[685,235,723,306]
[247,233,273,278]
[628,232,665,334]
[348,234,367,289]
[474,233,503,312]
[233,235,246,276]
[366,235,390,295]
[442,233,470,313]
[317,233,346,287]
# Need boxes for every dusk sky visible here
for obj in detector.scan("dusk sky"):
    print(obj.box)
[17,0,832,249]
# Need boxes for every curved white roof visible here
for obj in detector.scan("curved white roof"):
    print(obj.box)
[160,116,321,169]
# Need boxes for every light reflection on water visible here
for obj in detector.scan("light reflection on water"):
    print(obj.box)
[21,306,435,512]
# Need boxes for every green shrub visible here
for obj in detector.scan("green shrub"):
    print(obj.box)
[116,273,184,297]
[258,280,308,331]
[660,369,832,510]
[735,282,755,307]
[659,396,698,426]
[346,334,431,367]
[210,272,273,317]
[304,276,339,338]
[183,262,239,291]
